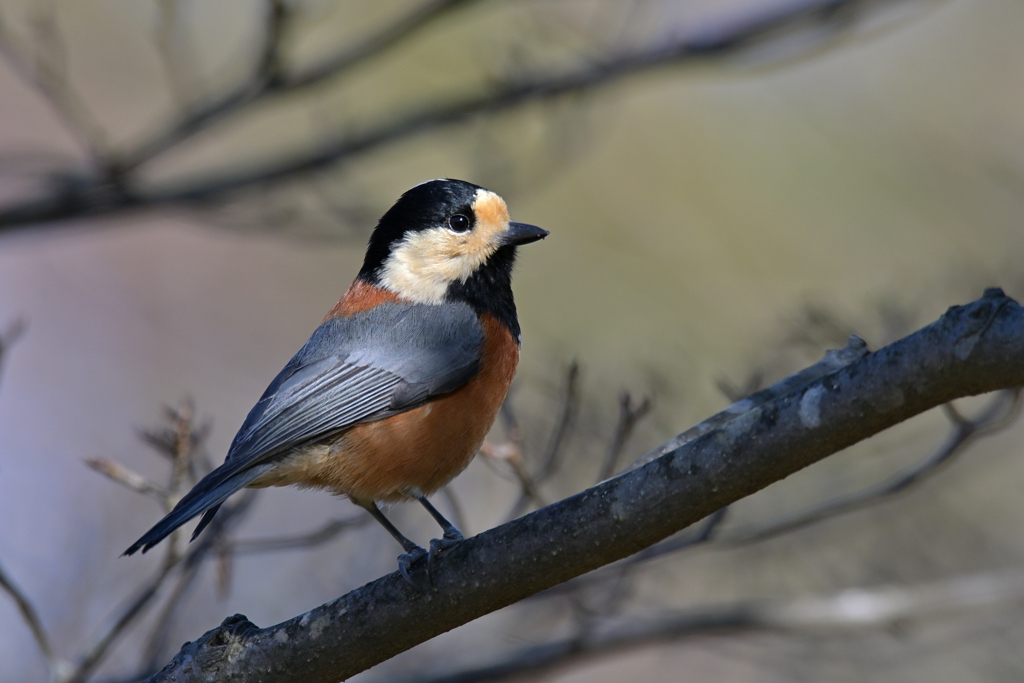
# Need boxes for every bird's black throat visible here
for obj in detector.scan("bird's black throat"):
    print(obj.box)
[445,245,521,342]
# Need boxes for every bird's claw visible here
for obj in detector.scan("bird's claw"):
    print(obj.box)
[397,547,429,590]
[426,529,464,583]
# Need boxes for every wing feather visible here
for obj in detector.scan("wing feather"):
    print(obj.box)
[124,300,484,555]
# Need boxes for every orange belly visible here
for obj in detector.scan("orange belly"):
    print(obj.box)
[253,312,519,503]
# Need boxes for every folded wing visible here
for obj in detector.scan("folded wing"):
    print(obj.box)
[124,301,484,554]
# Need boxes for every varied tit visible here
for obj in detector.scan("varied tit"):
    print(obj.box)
[124,178,548,585]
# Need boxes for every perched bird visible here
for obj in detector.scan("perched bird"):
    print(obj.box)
[124,179,547,582]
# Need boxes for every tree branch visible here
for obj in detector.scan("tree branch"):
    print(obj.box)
[720,387,1022,544]
[145,289,1024,682]
[398,568,1024,683]
[506,361,579,518]
[118,0,478,175]
[0,560,73,682]
[0,0,914,233]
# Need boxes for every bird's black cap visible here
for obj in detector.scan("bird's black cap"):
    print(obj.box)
[359,179,482,280]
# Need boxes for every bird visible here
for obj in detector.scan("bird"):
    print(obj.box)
[123,178,548,584]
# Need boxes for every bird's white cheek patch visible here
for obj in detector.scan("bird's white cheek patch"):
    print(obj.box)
[380,229,491,304]
[378,189,512,304]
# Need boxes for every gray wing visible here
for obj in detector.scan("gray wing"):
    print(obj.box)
[227,300,484,467]
[121,301,483,555]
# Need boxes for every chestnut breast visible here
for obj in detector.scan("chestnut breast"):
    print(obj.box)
[257,281,519,503]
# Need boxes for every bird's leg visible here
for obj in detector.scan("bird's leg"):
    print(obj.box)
[358,501,427,588]
[412,490,464,580]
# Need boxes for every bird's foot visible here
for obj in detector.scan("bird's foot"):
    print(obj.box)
[397,546,429,590]
[426,528,464,583]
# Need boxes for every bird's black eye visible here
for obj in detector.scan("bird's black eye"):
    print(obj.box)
[448,214,471,232]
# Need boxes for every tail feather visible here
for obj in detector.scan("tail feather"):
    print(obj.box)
[191,504,223,541]
[122,465,269,556]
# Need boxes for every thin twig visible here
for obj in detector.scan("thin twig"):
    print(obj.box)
[140,556,206,673]
[67,402,241,682]
[153,0,198,107]
[533,361,581,482]
[84,458,167,501]
[225,515,369,554]
[0,4,109,167]
[625,506,729,566]
[395,569,1024,683]
[480,439,547,509]
[0,0,920,231]
[138,496,252,672]
[538,507,730,600]
[256,0,291,84]
[0,560,72,682]
[631,335,869,470]
[0,318,27,389]
[481,400,548,508]
[562,386,1022,591]
[68,493,256,683]
[117,0,479,174]
[719,387,1023,544]
[596,392,652,482]
[506,362,580,519]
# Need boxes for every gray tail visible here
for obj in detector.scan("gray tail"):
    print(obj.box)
[122,466,268,556]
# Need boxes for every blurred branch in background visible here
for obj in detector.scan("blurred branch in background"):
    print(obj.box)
[402,569,1024,683]
[0,0,929,233]
[0,317,25,380]
[1,398,369,683]
[500,361,581,520]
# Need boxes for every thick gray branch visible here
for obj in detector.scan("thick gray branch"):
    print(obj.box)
[146,289,1024,682]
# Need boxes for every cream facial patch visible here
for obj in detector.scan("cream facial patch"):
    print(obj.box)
[379,189,511,304]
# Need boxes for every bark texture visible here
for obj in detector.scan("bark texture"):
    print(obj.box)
[148,289,1024,683]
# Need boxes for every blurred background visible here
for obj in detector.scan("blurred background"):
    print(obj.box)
[1,0,1024,681]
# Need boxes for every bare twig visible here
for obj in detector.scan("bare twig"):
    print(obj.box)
[0,318,26,388]
[0,322,73,682]
[532,361,581,482]
[84,458,167,501]
[256,0,291,85]
[0,4,109,167]
[719,387,1023,544]
[226,515,369,554]
[137,493,257,674]
[480,439,547,509]
[631,335,870,470]
[0,0,921,232]
[68,493,256,683]
[506,362,580,519]
[596,393,652,482]
[0,561,72,682]
[153,0,199,107]
[715,371,764,403]
[625,506,729,566]
[65,402,244,681]
[0,324,66,680]
[558,383,1022,598]
[397,569,1024,683]
[117,0,479,174]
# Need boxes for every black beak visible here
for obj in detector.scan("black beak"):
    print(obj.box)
[501,222,549,246]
